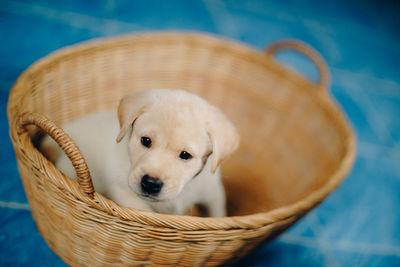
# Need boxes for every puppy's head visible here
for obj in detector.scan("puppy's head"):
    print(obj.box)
[116,89,239,201]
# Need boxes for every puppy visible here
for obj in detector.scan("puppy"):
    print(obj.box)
[42,89,239,217]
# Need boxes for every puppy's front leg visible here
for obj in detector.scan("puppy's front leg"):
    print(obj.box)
[108,186,153,212]
[206,183,226,217]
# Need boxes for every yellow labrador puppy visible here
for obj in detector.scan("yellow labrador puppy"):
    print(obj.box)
[44,89,239,216]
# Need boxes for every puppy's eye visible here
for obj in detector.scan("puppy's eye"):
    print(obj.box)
[141,137,152,148]
[179,151,192,160]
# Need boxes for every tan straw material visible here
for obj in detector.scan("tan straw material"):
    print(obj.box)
[7,32,355,266]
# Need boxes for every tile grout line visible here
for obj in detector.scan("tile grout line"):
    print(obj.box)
[357,141,400,169]
[279,234,400,257]
[203,0,239,38]
[332,67,400,99]
[306,214,341,267]
[0,0,146,35]
[230,2,400,55]
[343,83,391,142]
[0,201,30,211]
[343,82,400,174]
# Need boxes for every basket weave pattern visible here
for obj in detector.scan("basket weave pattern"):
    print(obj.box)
[8,32,355,266]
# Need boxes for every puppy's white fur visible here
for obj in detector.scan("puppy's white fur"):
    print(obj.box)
[43,89,239,216]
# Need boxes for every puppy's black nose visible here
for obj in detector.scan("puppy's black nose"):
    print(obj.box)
[141,175,163,195]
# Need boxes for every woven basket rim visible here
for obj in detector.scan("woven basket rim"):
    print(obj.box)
[7,31,356,231]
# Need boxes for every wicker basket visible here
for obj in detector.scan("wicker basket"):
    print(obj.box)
[7,32,355,266]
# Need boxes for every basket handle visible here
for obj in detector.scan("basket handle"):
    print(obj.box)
[266,40,330,91]
[16,112,95,198]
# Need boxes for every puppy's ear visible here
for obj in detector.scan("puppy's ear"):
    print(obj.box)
[206,107,240,173]
[116,91,151,143]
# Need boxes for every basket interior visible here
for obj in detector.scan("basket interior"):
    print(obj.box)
[15,34,348,216]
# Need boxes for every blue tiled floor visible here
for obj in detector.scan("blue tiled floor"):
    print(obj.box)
[1,1,399,266]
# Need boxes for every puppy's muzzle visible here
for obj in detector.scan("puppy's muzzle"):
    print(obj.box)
[140,175,163,195]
